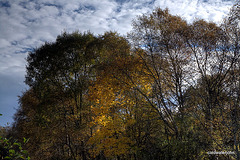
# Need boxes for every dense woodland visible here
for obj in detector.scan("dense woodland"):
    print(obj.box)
[1,2,240,160]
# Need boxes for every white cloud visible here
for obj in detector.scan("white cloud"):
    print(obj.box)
[153,0,233,23]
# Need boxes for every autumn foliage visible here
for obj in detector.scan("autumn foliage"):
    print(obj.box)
[6,3,240,160]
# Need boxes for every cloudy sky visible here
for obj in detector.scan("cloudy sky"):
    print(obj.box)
[0,0,235,126]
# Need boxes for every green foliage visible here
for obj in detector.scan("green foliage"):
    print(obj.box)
[0,137,30,160]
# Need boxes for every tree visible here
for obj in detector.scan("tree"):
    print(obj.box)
[128,7,238,159]
[14,31,99,160]
[128,8,206,159]
[87,45,162,159]
[221,1,240,159]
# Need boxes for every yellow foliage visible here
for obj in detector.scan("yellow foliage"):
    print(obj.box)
[87,54,156,158]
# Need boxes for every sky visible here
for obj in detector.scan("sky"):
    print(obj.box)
[0,0,236,126]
